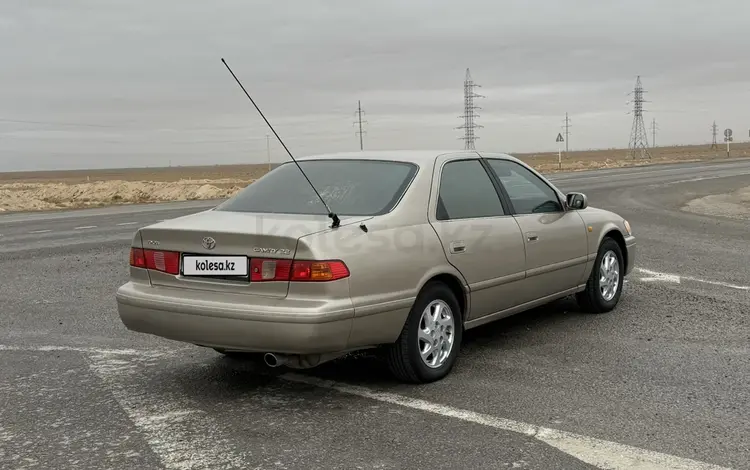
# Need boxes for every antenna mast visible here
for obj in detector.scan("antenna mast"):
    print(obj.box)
[353,100,367,150]
[456,68,484,150]
[627,75,651,159]
[220,58,340,228]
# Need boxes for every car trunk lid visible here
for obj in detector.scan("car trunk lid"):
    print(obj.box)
[136,209,367,298]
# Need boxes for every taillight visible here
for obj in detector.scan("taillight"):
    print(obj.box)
[129,248,146,268]
[129,247,180,275]
[250,258,292,282]
[250,259,349,282]
[290,260,349,281]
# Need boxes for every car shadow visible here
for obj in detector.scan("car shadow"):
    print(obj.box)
[289,296,590,387]
[152,296,595,398]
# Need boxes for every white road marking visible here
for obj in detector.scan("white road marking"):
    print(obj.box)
[87,352,251,470]
[637,268,681,284]
[0,344,734,469]
[657,172,750,186]
[116,221,138,226]
[635,268,750,291]
[29,229,51,234]
[74,225,97,230]
[0,344,167,357]
[281,373,730,470]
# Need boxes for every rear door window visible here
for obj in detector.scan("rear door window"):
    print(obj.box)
[436,159,505,220]
[216,159,418,216]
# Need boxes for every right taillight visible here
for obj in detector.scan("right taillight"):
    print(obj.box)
[250,258,349,282]
[129,247,180,275]
[290,260,349,281]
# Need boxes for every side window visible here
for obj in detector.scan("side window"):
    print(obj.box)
[487,159,563,214]
[437,159,505,220]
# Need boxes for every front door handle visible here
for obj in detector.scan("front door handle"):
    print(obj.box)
[450,241,466,254]
[526,232,539,242]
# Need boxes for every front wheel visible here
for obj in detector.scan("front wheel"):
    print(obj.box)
[386,282,463,383]
[576,237,624,313]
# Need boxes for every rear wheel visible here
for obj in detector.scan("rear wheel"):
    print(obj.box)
[576,237,624,313]
[386,281,463,383]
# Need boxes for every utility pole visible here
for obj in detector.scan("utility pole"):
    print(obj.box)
[711,121,718,149]
[353,100,367,150]
[650,118,659,148]
[627,75,651,159]
[562,113,571,154]
[266,133,271,172]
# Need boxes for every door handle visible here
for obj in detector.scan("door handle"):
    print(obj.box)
[449,241,466,254]
[526,232,539,242]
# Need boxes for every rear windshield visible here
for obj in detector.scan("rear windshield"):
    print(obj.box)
[215,159,418,216]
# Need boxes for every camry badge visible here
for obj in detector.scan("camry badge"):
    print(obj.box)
[202,236,216,250]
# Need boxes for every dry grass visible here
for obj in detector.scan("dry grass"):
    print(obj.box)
[515,142,750,173]
[1,143,748,213]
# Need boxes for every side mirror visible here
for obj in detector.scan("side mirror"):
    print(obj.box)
[566,192,588,210]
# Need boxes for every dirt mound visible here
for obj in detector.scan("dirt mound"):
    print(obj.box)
[682,186,750,220]
[0,179,252,212]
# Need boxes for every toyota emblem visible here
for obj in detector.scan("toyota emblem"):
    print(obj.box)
[202,236,216,250]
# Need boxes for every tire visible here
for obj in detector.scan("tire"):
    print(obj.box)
[576,237,624,314]
[386,281,463,384]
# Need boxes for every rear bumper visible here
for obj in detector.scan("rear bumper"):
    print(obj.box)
[116,282,354,354]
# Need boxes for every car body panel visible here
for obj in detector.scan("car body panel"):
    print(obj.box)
[512,211,589,300]
[115,149,636,358]
[576,206,636,277]
[137,210,368,298]
[292,156,469,347]
[427,153,528,321]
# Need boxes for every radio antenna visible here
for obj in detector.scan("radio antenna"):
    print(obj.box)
[220,58,340,229]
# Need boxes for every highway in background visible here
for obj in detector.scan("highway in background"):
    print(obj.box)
[1,159,749,469]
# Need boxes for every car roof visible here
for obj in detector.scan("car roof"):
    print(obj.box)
[295,150,524,165]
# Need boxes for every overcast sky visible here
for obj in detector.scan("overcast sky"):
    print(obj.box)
[1,0,749,171]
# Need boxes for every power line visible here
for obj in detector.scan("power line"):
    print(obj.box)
[650,117,659,148]
[627,75,651,159]
[353,100,367,150]
[711,121,718,149]
[456,68,484,150]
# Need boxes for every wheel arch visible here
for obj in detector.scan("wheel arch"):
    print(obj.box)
[601,228,628,271]
[417,271,469,324]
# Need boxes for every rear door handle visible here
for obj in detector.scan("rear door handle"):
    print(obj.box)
[450,241,466,254]
[526,232,539,242]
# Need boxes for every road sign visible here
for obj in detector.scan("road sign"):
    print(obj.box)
[724,136,733,142]
[724,128,732,138]
[556,133,564,142]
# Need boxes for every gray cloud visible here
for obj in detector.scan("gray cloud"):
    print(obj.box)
[1,0,749,170]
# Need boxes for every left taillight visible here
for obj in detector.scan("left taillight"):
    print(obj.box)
[130,247,180,275]
[130,248,146,268]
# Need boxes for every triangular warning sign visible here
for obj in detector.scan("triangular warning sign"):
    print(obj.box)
[556,133,564,142]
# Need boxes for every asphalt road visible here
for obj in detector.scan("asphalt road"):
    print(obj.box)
[1,159,749,470]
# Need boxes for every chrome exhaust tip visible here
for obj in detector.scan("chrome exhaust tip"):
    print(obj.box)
[263,353,288,368]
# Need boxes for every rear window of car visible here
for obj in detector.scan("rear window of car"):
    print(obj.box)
[215,159,419,216]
